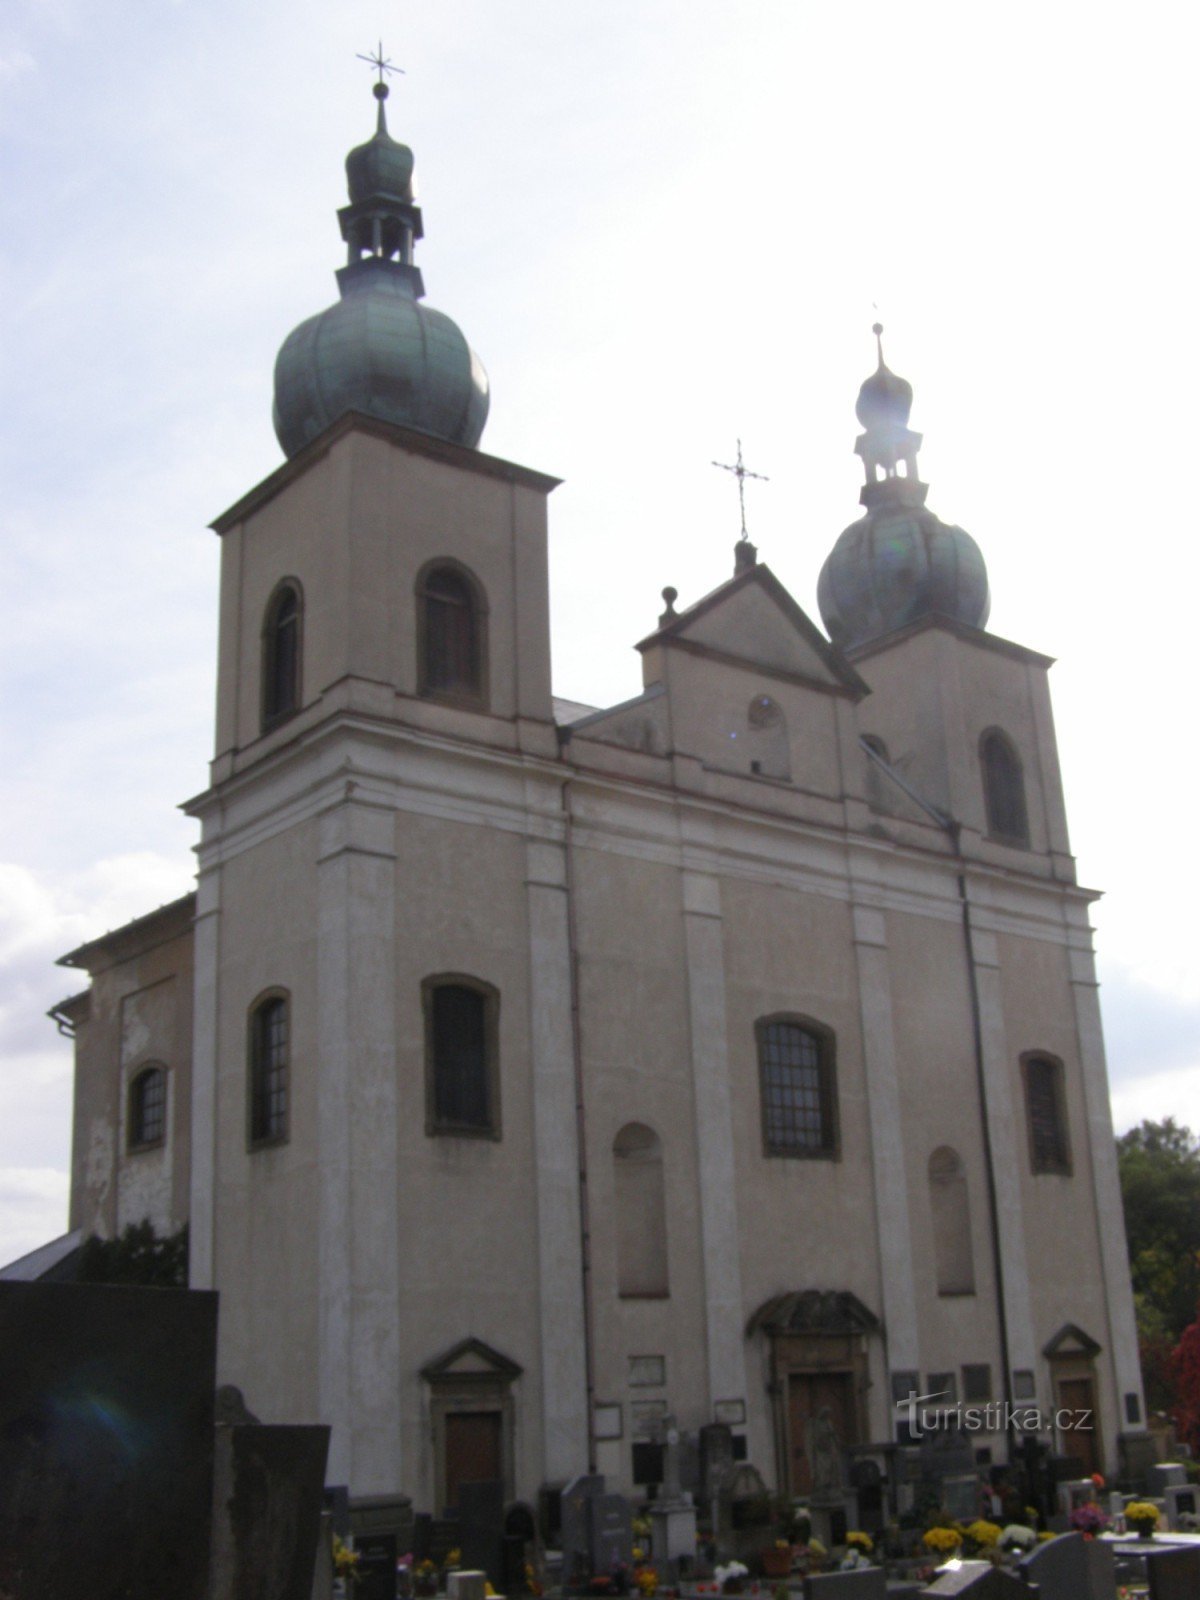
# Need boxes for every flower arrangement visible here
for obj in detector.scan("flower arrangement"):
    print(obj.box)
[845,1532,873,1555]
[1125,1501,1160,1536]
[922,1526,963,1556]
[1070,1504,1108,1535]
[634,1566,659,1597]
[998,1524,1037,1552]
[525,1561,544,1599]
[806,1538,826,1561]
[963,1520,1002,1551]
[714,1560,749,1593]
[443,1549,462,1571]
[333,1535,361,1585]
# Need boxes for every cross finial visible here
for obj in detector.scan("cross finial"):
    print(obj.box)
[357,40,404,89]
[712,438,769,542]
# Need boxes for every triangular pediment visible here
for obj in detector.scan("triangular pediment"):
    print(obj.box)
[420,1336,523,1383]
[1043,1323,1102,1359]
[639,565,866,698]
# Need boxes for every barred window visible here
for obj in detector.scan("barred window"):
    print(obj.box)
[1025,1054,1070,1174]
[424,977,499,1137]
[418,562,487,703]
[129,1064,166,1149]
[980,728,1029,844]
[262,581,302,729]
[756,1017,838,1158]
[248,994,289,1146]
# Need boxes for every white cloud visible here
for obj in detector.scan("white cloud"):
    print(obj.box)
[0,1166,69,1268]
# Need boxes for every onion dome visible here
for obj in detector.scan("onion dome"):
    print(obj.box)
[272,81,489,458]
[817,326,989,652]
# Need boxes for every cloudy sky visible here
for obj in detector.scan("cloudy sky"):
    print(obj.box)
[2,0,1196,1263]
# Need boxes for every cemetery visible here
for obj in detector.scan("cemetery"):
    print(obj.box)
[2,1275,1198,1600]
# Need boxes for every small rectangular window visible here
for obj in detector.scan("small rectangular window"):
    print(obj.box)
[963,1364,992,1402]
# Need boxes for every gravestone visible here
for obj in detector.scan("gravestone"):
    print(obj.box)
[1164,1481,1199,1527]
[560,1473,604,1583]
[350,1494,415,1558]
[648,1417,697,1568]
[1019,1529,1115,1600]
[802,1568,887,1599]
[848,1458,884,1534]
[590,1493,633,1572]
[1147,1462,1187,1495]
[311,1510,334,1600]
[941,1473,979,1524]
[920,1563,1031,1596]
[0,1280,218,1600]
[447,1570,488,1600]
[1145,1545,1200,1600]
[356,1531,398,1600]
[325,1485,351,1540]
[209,1420,331,1600]
[699,1423,735,1497]
[459,1479,505,1588]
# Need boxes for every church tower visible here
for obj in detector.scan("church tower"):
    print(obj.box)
[185,79,587,1498]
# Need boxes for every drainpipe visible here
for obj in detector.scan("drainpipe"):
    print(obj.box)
[860,740,1016,1451]
[561,774,599,1472]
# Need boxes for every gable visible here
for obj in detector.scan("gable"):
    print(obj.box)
[641,565,865,697]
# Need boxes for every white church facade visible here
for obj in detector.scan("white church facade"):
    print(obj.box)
[52,80,1145,1514]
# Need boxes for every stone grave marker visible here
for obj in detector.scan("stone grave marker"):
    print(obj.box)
[356,1531,398,1600]
[591,1492,633,1573]
[802,1567,887,1599]
[1164,1481,1199,1527]
[920,1562,1029,1596]
[941,1473,980,1523]
[210,1419,331,1600]
[459,1479,505,1589]
[649,1418,697,1568]
[447,1570,488,1600]
[1145,1545,1200,1600]
[0,1279,218,1600]
[560,1472,604,1584]
[1019,1528,1115,1600]
[1147,1462,1187,1494]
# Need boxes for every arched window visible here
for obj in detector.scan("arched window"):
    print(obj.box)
[248,992,289,1146]
[417,561,487,704]
[756,1016,838,1159]
[746,693,790,780]
[928,1146,975,1295]
[423,976,500,1137]
[1024,1054,1071,1174]
[613,1123,669,1298]
[980,728,1029,844]
[129,1063,167,1150]
[262,580,302,730]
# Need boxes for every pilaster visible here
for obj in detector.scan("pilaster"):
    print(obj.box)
[188,866,221,1288]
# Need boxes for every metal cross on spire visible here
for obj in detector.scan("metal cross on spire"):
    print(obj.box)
[356,40,405,85]
[712,439,769,542]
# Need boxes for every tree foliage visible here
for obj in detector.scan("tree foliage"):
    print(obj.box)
[1117,1119,1200,1416]
[76,1220,189,1287]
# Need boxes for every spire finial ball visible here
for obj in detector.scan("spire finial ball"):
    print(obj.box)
[662,586,678,608]
[872,321,883,338]
[373,81,389,101]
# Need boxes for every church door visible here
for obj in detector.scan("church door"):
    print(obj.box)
[787,1372,856,1496]
[1056,1376,1101,1478]
[444,1410,503,1512]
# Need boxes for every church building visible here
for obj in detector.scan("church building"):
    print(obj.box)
[52,78,1145,1515]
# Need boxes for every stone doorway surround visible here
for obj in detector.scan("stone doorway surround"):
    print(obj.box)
[748,1290,880,1496]
[421,1338,523,1515]
[1044,1323,1103,1479]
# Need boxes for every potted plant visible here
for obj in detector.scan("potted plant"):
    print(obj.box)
[1125,1501,1160,1540]
[1069,1504,1108,1538]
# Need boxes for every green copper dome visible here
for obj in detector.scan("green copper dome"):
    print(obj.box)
[818,328,989,651]
[272,82,489,458]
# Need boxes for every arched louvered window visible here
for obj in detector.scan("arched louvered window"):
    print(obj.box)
[613,1123,669,1298]
[262,580,302,730]
[746,693,791,780]
[756,1016,839,1159]
[980,728,1029,844]
[248,992,289,1147]
[417,562,487,704]
[129,1063,167,1150]
[1024,1054,1071,1174]
[424,976,500,1137]
[929,1146,975,1295]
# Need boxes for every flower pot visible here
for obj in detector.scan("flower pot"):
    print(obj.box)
[1135,1526,1155,1541]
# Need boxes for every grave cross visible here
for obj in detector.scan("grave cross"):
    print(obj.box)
[712,439,768,542]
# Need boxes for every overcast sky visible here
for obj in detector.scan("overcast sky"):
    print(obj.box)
[2,0,1196,1264]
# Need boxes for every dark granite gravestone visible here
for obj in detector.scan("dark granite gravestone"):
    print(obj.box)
[589,1492,632,1573]
[0,1280,218,1600]
[459,1478,505,1587]
[1145,1546,1200,1600]
[560,1472,604,1584]
[356,1531,399,1600]
[920,1563,1032,1597]
[802,1569,887,1600]
[210,1421,331,1600]
[1018,1529,1115,1600]
[325,1484,351,1539]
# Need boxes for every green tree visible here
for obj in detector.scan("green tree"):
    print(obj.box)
[1117,1119,1200,1413]
[75,1220,189,1287]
